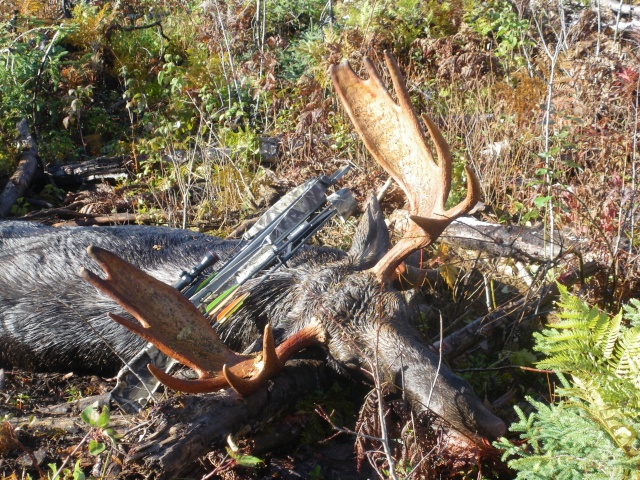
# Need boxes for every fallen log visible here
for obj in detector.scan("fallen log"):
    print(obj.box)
[125,359,330,478]
[4,360,331,478]
[601,0,640,17]
[7,394,115,435]
[48,156,129,186]
[9,409,132,436]
[390,209,581,264]
[53,211,168,227]
[13,208,167,226]
[18,207,89,221]
[443,216,577,263]
[47,138,281,187]
[0,119,39,217]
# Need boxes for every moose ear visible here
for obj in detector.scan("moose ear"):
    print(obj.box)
[348,193,391,270]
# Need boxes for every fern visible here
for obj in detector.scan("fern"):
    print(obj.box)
[65,4,110,51]
[624,299,640,328]
[535,285,640,385]
[496,287,640,478]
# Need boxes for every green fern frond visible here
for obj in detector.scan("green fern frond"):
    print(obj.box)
[592,306,614,346]
[603,311,623,359]
[612,328,640,379]
[535,286,638,378]
[554,283,588,316]
[623,299,640,328]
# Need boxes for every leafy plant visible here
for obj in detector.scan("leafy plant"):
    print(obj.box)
[465,0,531,61]
[48,458,85,480]
[45,402,119,480]
[206,434,264,474]
[80,403,112,455]
[496,287,640,478]
[0,21,70,162]
[225,446,264,468]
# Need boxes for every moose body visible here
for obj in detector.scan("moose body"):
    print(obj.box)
[0,220,350,373]
[0,221,229,373]
[0,53,507,441]
[0,207,504,439]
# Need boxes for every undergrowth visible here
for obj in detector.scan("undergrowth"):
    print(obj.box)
[496,286,640,478]
[2,1,638,296]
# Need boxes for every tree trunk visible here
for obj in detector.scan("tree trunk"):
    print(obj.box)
[48,156,129,186]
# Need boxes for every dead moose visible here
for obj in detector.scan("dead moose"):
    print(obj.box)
[0,53,505,451]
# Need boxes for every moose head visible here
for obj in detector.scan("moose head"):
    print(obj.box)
[80,52,505,441]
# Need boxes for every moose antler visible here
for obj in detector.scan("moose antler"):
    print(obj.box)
[80,246,325,395]
[330,52,481,283]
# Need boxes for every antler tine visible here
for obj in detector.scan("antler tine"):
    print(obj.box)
[223,324,280,396]
[80,246,326,396]
[420,112,452,207]
[382,50,442,180]
[331,52,481,283]
[144,324,280,395]
[331,53,438,216]
[223,319,327,395]
[385,54,457,211]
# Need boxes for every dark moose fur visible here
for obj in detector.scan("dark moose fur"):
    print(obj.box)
[0,197,505,439]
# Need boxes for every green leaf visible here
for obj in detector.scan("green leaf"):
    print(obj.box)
[533,196,551,208]
[104,427,120,442]
[603,311,622,359]
[70,98,82,112]
[72,459,86,480]
[234,454,264,467]
[562,158,581,169]
[80,403,109,429]
[97,406,110,428]
[80,402,99,427]
[88,439,106,456]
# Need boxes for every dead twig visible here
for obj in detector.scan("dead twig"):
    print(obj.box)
[3,421,45,478]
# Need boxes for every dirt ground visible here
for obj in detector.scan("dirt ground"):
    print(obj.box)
[0,364,509,479]
[0,366,377,479]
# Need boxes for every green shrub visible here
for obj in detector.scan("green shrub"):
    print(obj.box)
[464,0,531,61]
